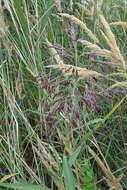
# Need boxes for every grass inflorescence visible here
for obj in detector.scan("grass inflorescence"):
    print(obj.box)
[0,0,127,190]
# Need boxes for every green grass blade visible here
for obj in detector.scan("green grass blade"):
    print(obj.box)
[13,0,29,35]
[63,156,76,190]
[0,183,51,190]
[68,146,81,167]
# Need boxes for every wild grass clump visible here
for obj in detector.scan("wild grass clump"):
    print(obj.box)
[0,0,127,190]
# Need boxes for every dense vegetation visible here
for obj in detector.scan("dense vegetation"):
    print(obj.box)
[0,0,127,189]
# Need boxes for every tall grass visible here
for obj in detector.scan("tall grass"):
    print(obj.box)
[0,0,127,190]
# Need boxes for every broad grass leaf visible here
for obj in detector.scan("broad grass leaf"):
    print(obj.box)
[63,156,76,190]
[68,146,81,167]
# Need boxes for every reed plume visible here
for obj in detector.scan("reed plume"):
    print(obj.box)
[99,14,126,69]
[45,63,102,78]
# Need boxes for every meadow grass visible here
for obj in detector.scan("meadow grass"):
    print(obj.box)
[0,0,127,190]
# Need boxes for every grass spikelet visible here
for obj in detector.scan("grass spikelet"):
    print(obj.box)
[45,38,64,65]
[54,0,62,12]
[58,13,99,43]
[45,63,102,78]
[110,21,127,28]
[99,14,126,69]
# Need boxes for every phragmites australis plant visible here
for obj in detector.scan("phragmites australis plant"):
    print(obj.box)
[0,0,127,190]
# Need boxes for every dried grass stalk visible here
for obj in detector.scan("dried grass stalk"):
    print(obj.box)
[45,63,102,78]
[54,0,62,12]
[88,147,123,190]
[34,138,66,190]
[58,13,99,43]
[45,38,64,65]
[99,14,126,69]
[34,139,59,173]
[110,22,127,28]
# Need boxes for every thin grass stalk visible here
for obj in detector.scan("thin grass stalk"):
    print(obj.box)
[88,147,123,190]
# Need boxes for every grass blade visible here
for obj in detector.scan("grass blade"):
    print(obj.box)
[68,146,81,167]
[0,183,51,190]
[63,156,76,190]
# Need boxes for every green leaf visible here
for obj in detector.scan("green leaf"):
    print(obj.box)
[68,146,81,167]
[0,183,51,190]
[63,156,76,190]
